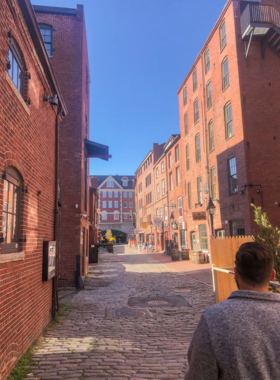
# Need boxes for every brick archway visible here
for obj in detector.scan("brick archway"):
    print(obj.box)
[3,152,26,181]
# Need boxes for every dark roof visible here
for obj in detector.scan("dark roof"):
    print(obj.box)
[33,5,77,16]
[91,175,136,190]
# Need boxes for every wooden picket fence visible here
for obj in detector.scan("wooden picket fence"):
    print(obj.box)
[210,236,253,303]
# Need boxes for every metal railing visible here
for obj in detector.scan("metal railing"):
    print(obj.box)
[241,4,280,36]
[212,265,280,303]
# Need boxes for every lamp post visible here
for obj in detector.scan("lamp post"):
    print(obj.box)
[206,197,216,237]
[149,221,153,245]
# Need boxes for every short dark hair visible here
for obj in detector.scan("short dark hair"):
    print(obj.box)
[235,242,274,286]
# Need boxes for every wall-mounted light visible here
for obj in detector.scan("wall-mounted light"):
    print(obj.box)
[43,94,58,106]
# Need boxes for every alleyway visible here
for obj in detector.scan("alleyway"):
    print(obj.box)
[28,246,214,380]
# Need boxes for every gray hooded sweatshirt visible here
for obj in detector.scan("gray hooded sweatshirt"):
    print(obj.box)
[185,290,280,380]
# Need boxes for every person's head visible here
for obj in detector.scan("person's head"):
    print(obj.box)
[234,242,275,291]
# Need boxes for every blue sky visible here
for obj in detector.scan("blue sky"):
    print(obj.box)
[32,0,226,175]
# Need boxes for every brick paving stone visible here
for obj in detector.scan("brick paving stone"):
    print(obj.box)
[27,246,214,379]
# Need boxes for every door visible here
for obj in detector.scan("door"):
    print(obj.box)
[191,232,197,250]
[180,229,187,248]
[174,233,178,249]
[82,227,85,276]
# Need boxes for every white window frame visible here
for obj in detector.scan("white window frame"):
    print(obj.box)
[106,181,114,188]
[109,191,112,198]
[114,191,118,197]
[129,192,133,198]
[178,197,182,218]
[114,201,118,208]
[102,212,107,220]
[124,202,127,208]
[157,184,160,199]
[129,202,133,208]
[103,191,106,197]
[162,180,165,195]
[124,192,127,198]
[108,201,112,208]
[114,212,119,220]
[164,204,168,220]
[123,180,128,186]
[161,162,164,173]
[103,201,106,208]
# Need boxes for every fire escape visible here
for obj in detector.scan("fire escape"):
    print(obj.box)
[241,3,280,59]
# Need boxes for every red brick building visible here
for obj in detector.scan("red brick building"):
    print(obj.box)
[92,175,136,243]
[34,5,109,286]
[89,177,99,246]
[177,0,280,255]
[0,0,67,378]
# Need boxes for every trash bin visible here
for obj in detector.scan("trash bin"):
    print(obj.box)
[89,245,98,263]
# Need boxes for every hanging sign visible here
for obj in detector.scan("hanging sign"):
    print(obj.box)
[142,222,147,229]
[153,217,162,228]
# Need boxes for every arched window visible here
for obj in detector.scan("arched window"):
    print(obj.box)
[2,167,23,254]
[8,39,24,96]
[38,24,53,56]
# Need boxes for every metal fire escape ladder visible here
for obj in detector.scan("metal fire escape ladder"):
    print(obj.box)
[241,4,280,59]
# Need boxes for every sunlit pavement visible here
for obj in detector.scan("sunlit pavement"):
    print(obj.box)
[27,246,214,380]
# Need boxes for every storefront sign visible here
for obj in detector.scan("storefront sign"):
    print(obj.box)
[142,222,147,229]
[192,212,207,221]
[153,216,162,228]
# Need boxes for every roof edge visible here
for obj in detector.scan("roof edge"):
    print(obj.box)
[33,5,77,16]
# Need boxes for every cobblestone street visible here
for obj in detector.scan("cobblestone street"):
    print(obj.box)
[27,246,214,380]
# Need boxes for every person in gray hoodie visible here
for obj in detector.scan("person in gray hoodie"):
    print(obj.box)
[185,242,280,380]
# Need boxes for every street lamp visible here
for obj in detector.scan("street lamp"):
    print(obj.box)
[206,197,216,236]
[149,221,153,244]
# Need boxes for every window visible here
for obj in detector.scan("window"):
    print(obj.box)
[156,208,159,216]
[114,201,118,208]
[146,192,152,204]
[162,180,166,195]
[171,201,175,217]
[216,229,225,238]
[8,40,24,96]
[124,213,128,220]
[160,208,163,218]
[103,201,106,208]
[102,211,107,220]
[230,220,245,237]
[109,191,112,198]
[205,49,210,74]
[206,80,212,109]
[123,180,128,186]
[169,173,173,190]
[188,182,192,209]
[106,181,114,188]
[176,167,181,186]
[186,144,190,171]
[175,146,179,162]
[222,57,229,90]
[139,183,142,193]
[169,153,172,168]
[129,192,133,198]
[39,24,53,56]
[183,85,187,105]
[196,134,201,162]
[157,184,160,199]
[156,168,159,178]
[124,202,127,208]
[129,202,133,208]
[220,20,227,51]
[145,174,151,187]
[194,98,199,124]
[209,120,214,152]
[178,197,182,218]
[2,167,22,254]
[225,102,233,139]
[103,191,106,197]
[108,201,112,208]
[161,161,164,173]
[193,70,197,92]
[164,204,168,220]
[211,167,217,199]
[197,176,202,204]
[184,112,188,135]
[114,191,118,197]
[228,156,238,194]
[114,212,119,220]
[199,225,208,251]
[124,192,127,198]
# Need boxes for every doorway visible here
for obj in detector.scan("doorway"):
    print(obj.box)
[191,231,197,250]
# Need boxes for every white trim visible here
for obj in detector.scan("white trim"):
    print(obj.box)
[98,175,123,189]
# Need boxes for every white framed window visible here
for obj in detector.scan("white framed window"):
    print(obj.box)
[124,202,127,208]
[114,201,118,208]
[123,180,128,186]
[156,168,159,178]
[157,184,160,199]
[160,208,163,218]
[114,212,119,220]
[156,208,159,216]
[170,173,173,190]
[164,204,168,220]
[114,191,118,197]
[162,180,165,195]
[176,167,181,186]
[124,192,127,198]
[103,201,106,208]
[102,211,107,220]
[129,202,133,208]
[183,85,187,105]
[124,213,128,219]
[109,191,112,198]
[169,153,172,168]
[178,197,182,218]
[175,146,179,162]
[161,162,164,173]
[129,192,133,198]
[103,191,106,197]
[106,181,114,187]
[109,201,112,208]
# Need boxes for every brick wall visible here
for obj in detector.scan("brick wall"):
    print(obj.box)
[0,1,60,378]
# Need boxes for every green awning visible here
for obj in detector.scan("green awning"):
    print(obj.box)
[101,230,127,236]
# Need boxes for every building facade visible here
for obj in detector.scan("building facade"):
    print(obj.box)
[89,177,99,247]
[34,5,109,286]
[0,0,67,378]
[92,175,136,242]
[177,0,280,254]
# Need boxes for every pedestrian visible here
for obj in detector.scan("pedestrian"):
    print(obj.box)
[185,242,280,380]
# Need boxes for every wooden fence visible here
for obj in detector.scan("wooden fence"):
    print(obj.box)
[210,236,253,303]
